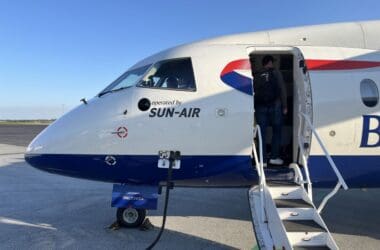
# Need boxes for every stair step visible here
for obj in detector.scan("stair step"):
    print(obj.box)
[268,186,304,199]
[287,231,329,247]
[293,246,330,250]
[283,220,326,232]
[277,208,315,220]
[275,199,313,208]
[267,180,300,186]
[266,165,290,169]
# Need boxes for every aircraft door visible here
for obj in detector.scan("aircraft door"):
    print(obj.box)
[248,46,313,163]
[293,49,313,161]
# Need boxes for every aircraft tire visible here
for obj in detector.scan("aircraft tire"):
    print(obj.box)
[117,207,146,228]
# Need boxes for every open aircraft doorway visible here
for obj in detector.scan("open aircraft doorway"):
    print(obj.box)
[248,46,313,167]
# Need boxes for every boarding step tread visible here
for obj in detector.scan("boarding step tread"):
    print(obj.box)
[293,246,330,250]
[265,165,291,170]
[283,220,326,232]
[267,180,300,187]
[275,199,313,208]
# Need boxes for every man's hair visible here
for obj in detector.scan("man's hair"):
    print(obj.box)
[262,55,274,66]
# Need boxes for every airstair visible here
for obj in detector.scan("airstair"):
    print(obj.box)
[249,113,348,250]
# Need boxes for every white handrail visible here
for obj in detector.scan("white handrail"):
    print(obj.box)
[298,141,313,201]
[252,132,261,178]
[253,125,266,184]
[297,117,313,201]
[298,112,348,213]
[317,182,342,213]
[252,125,266,222]
[299,113,348,190]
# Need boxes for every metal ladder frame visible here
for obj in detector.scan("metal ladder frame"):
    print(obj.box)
[298,112,349,213]
[252,111,349,221]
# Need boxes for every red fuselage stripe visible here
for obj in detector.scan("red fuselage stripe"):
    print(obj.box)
[306,59,380,70]
[220,59,251,76]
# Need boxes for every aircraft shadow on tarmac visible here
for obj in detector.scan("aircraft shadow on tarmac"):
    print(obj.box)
[0,159,379,249]
[312,189,380,240]
[148,187,380,241]
[0,160,243,249]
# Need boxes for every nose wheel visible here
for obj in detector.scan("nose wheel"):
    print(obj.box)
[116,207,146,228]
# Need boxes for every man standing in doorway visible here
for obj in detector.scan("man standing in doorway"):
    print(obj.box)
[254,55,287,166]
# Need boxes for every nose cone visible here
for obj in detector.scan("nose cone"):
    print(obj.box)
[26,93,127,155]
[24,104,92,156]
[24,92,133,182]
[25,94,126,171]
[24,103,92,173]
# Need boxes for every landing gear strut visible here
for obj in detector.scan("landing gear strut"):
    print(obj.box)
[116,207,146,228]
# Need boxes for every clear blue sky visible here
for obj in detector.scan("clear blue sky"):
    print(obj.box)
[1,0,379,119]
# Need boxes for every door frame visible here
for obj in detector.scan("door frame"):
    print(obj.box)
[246,46,313,163]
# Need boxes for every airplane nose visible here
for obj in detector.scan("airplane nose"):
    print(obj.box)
[25,99,112,156]
[24,101,96,173]
[24,121,135,183]
[24,110,103,178]
[24,94,133,181]
[24,118,72,173]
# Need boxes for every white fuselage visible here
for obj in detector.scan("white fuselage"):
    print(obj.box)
[25,20,380,187]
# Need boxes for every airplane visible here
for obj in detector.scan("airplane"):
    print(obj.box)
[25,20,380,249]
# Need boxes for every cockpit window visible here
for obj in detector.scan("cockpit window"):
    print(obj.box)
[99,64,151,96]
[137,58,196,91]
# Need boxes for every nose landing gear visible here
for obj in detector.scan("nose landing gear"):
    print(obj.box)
[116,207,147,228]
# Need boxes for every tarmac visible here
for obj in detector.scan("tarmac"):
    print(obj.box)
[0,124,379,249]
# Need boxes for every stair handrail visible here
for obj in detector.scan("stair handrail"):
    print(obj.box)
[298,112,348,213]
[297,115,313,201]
[252,125,266,222]
[297,137,313,200]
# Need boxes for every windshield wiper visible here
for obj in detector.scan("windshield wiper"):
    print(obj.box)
[98,86,132,97]
[98,90,112,97]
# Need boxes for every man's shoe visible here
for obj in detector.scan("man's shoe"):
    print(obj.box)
[269,158,284,166]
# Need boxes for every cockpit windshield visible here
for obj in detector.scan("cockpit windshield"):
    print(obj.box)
[136,58,196,91]
[98,64,151,96]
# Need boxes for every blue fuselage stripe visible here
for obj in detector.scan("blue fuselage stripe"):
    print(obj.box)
[24,154,380,188]
[308,155,380,188]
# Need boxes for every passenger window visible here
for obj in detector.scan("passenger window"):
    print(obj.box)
[137,58,196,91]
[360,79,379,107]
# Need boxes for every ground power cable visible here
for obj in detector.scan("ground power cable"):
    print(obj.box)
[146,151,178,250]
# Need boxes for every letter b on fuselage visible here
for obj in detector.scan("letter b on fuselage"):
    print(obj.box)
[360,115,380,148]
